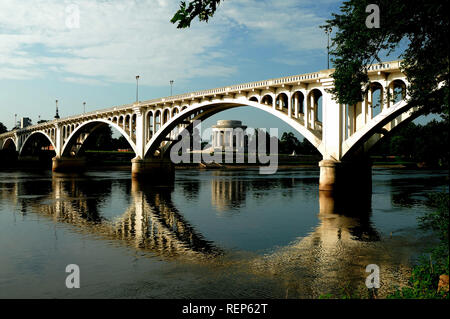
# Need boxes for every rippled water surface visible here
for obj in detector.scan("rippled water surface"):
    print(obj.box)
[0,168,447,298]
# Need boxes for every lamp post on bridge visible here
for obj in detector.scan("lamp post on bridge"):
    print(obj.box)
[136,75,140,103]
[170,80,174,96]
[83,101,86,114]
[325,26,332,69]
[54,100,60,119]
[14,114,17,130]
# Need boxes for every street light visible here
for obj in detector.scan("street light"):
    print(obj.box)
[83,102,86,113]
[325,26,332,69]
[170,80,174,96]
[55,99,60,119]
[136,75,140,102]
[14,114,17,129]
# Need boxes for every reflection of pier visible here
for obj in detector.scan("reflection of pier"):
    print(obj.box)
[250,191,413,297]
[211,173,246,212]
[1,175,220,259]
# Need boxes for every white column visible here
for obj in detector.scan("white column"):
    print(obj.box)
[322,91,343,160]
[362,96,367,126]
[348,104,354,137]
[287,94,292,117]
[55,125,62,157]
[294,95,299,118]
[134,108,145,159]
[305,94,310,129]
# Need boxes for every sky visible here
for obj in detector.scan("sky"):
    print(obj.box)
[0,0,437,140]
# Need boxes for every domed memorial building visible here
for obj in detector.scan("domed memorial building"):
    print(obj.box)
[211,120,248,153]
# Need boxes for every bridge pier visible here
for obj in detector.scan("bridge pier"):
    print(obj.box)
[131,157,175,181]
[52,156,86,172]
[319,159,372,194]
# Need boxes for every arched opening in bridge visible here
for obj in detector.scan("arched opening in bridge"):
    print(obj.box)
[155,110,161,132]
[20,132,56,168]
[370,82,383,118]
[276,93,289,114]
[131,114,137,140]
[62,122,136,167]
[146,111,154,141]
[307,89,323,124]
[163,109,170,125]
[261,95,273,106]
[291,91,304,117]
[390,79,406,105]
[368,113,448,168]
[146,102,321,161]
[0,138,18,164]
[249,96,259,103]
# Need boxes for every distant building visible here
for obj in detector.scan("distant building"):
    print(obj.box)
[211,120,247,152]
[20,117,32,129]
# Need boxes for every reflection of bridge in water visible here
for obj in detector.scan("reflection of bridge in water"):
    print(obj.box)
[1,175,220,259]
[0,172,419,295]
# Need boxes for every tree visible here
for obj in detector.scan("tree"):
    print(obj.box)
[371,119,449,167]
[171,1,449,118]
[83,125,115,151]
[171,0,222,28]
[279,132,300,154]
[0,122,7,134]
[323,0,449,117]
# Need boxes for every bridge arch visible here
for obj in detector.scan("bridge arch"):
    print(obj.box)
[342,99,420,160]
[2,137,17,151]
[144,98,324,158]
[19,131,56,156]
[60,119,137,157]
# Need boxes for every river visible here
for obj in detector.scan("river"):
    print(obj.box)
[0,167,447,298]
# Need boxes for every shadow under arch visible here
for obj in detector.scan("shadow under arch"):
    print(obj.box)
[2,137,17,151]
[19,131,56,156]
[0,137,18,164]
[18,131,56,167]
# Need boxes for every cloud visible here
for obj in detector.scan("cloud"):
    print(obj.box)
[217,0,329,52]
[0,0,235,85]
[0,0,333,84]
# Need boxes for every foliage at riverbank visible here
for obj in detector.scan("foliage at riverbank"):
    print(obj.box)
[371,119,449,168]
[387,193,449,299]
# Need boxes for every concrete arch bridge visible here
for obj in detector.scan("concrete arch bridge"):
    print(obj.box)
[0,60,419,191]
